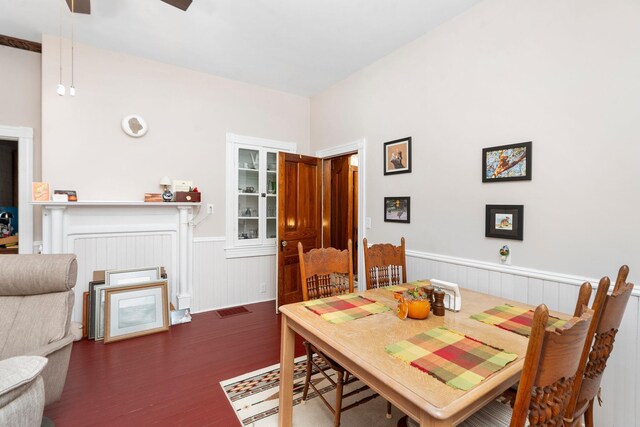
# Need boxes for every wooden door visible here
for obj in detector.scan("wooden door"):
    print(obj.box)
[277,153,322,307]
[351,166,358,276]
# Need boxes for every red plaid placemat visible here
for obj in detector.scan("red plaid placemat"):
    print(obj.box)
[470,304,567,337]
[386,327,517,391]
[303,294,390,324]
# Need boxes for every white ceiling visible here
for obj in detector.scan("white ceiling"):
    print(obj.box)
[0,0,481,96]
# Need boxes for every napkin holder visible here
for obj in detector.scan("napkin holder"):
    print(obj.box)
[430,279,461,312]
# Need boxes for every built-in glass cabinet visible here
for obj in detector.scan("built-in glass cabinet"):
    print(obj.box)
[226,134,296,258]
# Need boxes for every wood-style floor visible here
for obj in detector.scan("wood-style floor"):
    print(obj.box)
[44,301,305,426]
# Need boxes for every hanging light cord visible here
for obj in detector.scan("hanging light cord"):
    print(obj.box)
[71,0,75,90]
[59,2,63,86]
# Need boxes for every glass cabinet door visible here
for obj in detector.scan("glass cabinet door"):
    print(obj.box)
[265,151,278,240]
[238,148,260,242]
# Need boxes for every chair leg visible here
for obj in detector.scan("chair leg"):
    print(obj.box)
[302,342,313,403]
[584,399,595,427]
[334,371,344,427]
[386,401,392,419]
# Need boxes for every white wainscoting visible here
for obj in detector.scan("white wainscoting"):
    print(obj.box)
[71,233,176,322]
[191,237,276,313]
[405,250,639,427]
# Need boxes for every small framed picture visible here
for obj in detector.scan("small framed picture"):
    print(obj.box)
[383,137,412,175]
[170,308,192,325]
[485,205,524,240]
[384,197,410,223]
[482,141,531,182]
[104,281,169,344]
[105,267,161,287]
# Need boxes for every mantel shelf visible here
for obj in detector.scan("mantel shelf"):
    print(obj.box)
[31,201,201,207]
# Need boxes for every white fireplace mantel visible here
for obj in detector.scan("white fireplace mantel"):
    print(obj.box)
[33,201,200,319]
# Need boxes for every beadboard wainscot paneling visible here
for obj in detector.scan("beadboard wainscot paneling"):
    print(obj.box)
[406,249,640,427]
[191,237,276,313]
[71,233,176,322]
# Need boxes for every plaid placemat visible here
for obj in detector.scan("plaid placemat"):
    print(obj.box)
[303,294,390,324]
[383,280,431,293]
[470,304,567,337]
[385,327,517,391]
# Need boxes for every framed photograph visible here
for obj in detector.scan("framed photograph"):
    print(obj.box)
[105,267,161,287]
[170,308,192,325]
[54,190,78,202]
[482,141,532,182]
[384,197,410,223]
[104,281,169,344]
[383,137,412,175]
[87,280,104,340]
[485,205,524,240]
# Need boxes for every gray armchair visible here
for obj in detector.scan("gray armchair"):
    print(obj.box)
[0,356,48,427]
[0,254,77,407]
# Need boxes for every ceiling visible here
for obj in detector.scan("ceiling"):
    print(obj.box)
[0,0,481,96]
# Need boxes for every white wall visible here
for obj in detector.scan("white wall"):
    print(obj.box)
[310,0,640,284]
[41,35,310,238]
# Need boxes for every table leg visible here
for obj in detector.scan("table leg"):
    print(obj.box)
[278,315,295,427]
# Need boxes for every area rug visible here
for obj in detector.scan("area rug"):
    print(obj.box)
[220,356,403,426]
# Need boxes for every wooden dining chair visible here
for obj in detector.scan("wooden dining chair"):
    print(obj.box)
[564,265,634,427]
[363,237,407,289]
[298,240,378,426]
[455,302,594,427]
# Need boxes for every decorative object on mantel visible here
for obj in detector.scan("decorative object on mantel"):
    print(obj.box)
[175,187,201,203]
[32,182,50,201]
[485,205,524,241]
[54,190,78,202]
[160,176,173,202]
[144,193,162,202]
[122,115,148,137]
[384,196,410,223]
[482,141,531,182]
[383,137,412,175]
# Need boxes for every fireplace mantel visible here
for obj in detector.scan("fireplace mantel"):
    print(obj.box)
[33,201,200,320]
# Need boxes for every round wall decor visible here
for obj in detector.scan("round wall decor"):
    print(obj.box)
[121,115,148,137]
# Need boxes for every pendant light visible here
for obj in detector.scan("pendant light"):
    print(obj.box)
[56,1,65,96]
[69,0,76,96]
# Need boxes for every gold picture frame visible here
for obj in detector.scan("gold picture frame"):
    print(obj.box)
[104,281,169,344]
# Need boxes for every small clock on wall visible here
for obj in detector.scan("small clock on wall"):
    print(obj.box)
[121,115,148,138]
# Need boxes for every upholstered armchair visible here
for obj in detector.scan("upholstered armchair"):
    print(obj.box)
[0,254,77,407]
[0,356,48,427]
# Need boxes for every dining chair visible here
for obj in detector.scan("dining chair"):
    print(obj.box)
[297,240,379,426]
[363,237,407,289]
[564,265,634,427]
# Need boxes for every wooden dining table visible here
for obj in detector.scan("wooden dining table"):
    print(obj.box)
[278,285,551,426]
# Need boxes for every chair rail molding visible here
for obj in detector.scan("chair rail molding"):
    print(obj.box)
[33,201,200,319]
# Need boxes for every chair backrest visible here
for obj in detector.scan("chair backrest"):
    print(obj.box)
[510,304,593,427]
[565,265,634,425]
[362,237,406,289]
[298,240,354,301]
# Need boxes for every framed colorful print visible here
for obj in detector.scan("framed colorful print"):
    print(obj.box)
[482,141,531,182]
[104,281,169,344]
[384,197,410,223]
[383,137,412,175]
[485,205,524,240]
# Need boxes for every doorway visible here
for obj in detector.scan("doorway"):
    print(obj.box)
[322,153,359,277]
[0,139,19,253]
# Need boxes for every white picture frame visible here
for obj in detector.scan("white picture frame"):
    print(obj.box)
[104,281,169,344]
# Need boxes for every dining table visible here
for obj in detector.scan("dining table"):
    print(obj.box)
[278,283,566,426]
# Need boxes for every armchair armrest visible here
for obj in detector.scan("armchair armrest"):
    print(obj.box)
[25,334,74,359]
[0,356,47,404]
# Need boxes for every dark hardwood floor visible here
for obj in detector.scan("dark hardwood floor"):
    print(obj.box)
[44,301,305,426]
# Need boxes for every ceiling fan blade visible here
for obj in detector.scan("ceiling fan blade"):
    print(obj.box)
[160,0,193,11]
[65,0,91,14]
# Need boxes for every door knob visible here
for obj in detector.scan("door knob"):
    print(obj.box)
[281,240,288,247]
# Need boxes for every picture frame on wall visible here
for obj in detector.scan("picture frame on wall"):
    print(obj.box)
[384,197,410,223]
[383,137,412,175]
[482,141,531,182]
[485,204,524,240]
[104,281,169,344]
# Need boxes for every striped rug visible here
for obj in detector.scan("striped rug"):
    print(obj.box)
[220,356,402,426]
